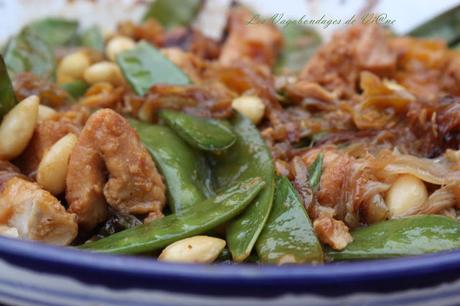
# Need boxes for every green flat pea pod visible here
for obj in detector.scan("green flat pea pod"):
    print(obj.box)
[328,215,460,261]
[117,41,190,96]
[158,110,236,151]
[80,26,104,52]
[129,119,213,213]
[0,56,17,118]
[143,0,202,29]
[275,24,321,73]
[211,113,275,262]
[79,177,265,254]
[256,176,323,264]
[3,28,55,79]
[308,153,323,191]
[27,18,79,48]
[408,5,460,46]
[60,80,89,100]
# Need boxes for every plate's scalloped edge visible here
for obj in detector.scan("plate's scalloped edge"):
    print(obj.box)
[1,256,460,306]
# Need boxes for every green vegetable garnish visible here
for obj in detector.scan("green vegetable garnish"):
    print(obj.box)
[275,24,321,74]
[308,153,323,191]
[256,176,324,264]
[159,110,236,151]
[129,119,213,213]
[0,55,18,118]
[211,113,275,262]
[143,0,202,29]
[3,28,55,79]
[408,5,460,46]
[79,177,265,254]
[328,215,460,260]
[26,18,79,48]
[60,80,89,100]
[80,25,104,52]
[117,41,190,96]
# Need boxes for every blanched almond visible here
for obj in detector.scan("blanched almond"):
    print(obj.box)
[0,95,39,160]
[231,95,265,124]
[37,105,57,122]
[159,235,226,264]
[57,51,91,84]
[37,133,78,195]
[83,61,124,86]
[106,36,136,61]
[386,174,428,217]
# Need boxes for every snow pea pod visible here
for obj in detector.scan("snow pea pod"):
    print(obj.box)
[328,215,460,261]
[408,5,460,46]
[80,26,104,52]
[129,119,213,213]
[211,113,275,262]
[27,18,79,48]
[256,176,323,264]
[3,28,55,79]
[79,177,265,254]
[159,110,236,151]
[275,24,321,73]
[308,153,323,191]
[0,56,17,118]
[117,41,190,96]
[60,80,89,100]
[143,0,202,29]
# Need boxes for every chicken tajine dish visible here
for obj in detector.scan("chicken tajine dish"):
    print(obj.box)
[1,2,460,264]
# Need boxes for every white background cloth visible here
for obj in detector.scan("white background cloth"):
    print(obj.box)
[0,0,459,43]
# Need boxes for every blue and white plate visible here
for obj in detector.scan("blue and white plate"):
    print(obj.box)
[1,236,460,306]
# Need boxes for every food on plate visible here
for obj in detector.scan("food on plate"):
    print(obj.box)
[1,0,460,264]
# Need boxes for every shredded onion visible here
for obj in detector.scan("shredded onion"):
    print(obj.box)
[400,186,456,216]
[372,150,460,185]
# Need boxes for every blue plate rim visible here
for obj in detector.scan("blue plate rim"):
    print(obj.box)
[0,235,460,284]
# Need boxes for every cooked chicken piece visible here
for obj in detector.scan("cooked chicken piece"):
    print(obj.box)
[14,72,72,108]
[301,24,396,98]
[0,225,19,238]
[0,176,77,245]
[284,81,337,107]
[117,19,165,47]
[15,107,89,176]
[303,148,352,208]
[66,109,166,231]
[313,216,352,250]
[163,28,221,60]
[301,148,389,227]
[133,82,236,121]
[219,6,282,67]
[80,82,125,110]
[389,37,460,101]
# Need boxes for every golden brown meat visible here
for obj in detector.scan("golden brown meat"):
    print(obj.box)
[129,82,236,122]
[313,216,352,250]
[14,73,72,108]
[66,109,166,231]
[300,147,390,227]
[301,24,396,98]
[15,107,89,176]
[0,175,77,245]
[117,19,165,46]
[389,37,460,100]
[80,82,126,110]
[163,28,221,60]
[219,6,282,67]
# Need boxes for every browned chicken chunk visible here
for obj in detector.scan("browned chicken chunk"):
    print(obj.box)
[66,109,166,231]
[0,175,77,245]
[219,6,282,67]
